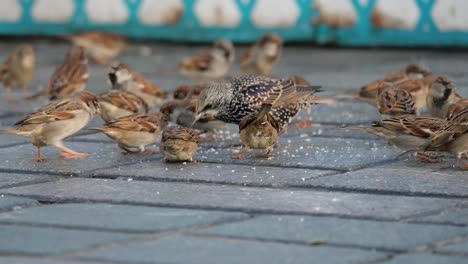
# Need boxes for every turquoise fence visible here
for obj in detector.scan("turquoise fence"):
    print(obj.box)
[1,0,467,47]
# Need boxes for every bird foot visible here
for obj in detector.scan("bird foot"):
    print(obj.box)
[231,153,245,160]
[259,153,273,160]
[143,149,159,155]
[417,153,440,163]
[457,158,468,170]
[295,120,312,129]
[59,152,89,159]
[198,134,215,142]
[36,156,46,162]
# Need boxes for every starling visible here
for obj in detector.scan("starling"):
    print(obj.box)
[48,46,89,100]
[98,90,149,123]
[179,40,234,81]
[194,75,322,126]
[90,112,167,155]
[426,76,463,118]
[108,63,167,109]
[239,33,283,75]
[0,44,35,103]
[160,126,200,162]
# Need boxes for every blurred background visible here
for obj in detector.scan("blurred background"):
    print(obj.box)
[0,0,467,46]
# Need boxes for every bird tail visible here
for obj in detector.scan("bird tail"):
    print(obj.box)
[88,127,107,132]
[0,128,27,136]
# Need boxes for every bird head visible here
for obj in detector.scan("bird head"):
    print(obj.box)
[430,76,453,101]
[108,63,133,86]
[192,83,228,126]
[213,40,235,63]
[78,91,100,114]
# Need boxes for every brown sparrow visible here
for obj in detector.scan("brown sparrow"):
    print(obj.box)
[239,33,284,75]
[178,40,234,81]
[108,63,167,109]
[66,32,127,65]
[173,84,205,100]
[48,46,89,100]
[160,99,226,133]
[377,83,416,118]
[98,90,149,123]
[0,44,35,103]
[0,91,99,161]
[160,126,200,162]
[233,111,280,160]
[413,108,468,169]
[90,112,167,154]
[359,63,431,104]
[426,76,464,118]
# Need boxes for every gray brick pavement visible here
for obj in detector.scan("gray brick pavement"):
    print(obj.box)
[0,41,467,263]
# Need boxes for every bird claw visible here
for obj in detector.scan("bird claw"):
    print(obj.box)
[259,153,273,160]
[417,153,440,163]
[143,149,159,155]
[36,156,46,162]
[231,153,245,160]
[295,120,312,129]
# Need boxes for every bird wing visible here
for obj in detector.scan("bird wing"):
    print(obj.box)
[106,115,157,133]
[163,127,199,142]
[100,91,147,113]
[48,62,89,99]
[14,99,81,126]
[423,123,468,151]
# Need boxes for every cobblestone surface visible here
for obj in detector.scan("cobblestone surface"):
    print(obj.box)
[0,41,467,263]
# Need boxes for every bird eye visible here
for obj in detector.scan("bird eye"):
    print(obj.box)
[202,104,212,112]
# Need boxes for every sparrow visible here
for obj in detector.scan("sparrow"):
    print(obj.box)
[0,91,99,162]
[160,126,200,162]
[108,63,167,109]
[90,112,167,154]
[377,83,417,118]
[358,63,431,104]
[0,44,35,103]
[178,40,234,81]
[160,99,226,133]
[345,116,447,162]
[173,84,205,100]
[233,111,280,160]
[410,108,468,169]
[48,46,89,100]
[194,75,322,125]
[239,33,284,75]
[426,76,463,118]
[66,32,127,65]
[98,90,149,123]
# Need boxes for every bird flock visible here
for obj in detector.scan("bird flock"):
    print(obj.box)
[0,32,467,170]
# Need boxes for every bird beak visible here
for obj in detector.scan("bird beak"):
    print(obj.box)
[191,114,202,128]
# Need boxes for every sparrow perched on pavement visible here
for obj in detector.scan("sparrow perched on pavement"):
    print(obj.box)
[178,40,234,81]
[108,63,167,109]
[345,116,447,162]
[0,44,35,103]
[239,33,284,75]
[48,46,89,100]
[0,91,99,162]
[160,126,200,162]
[160,99,226,133]
[90,112,167,155]
[377,83,416,118]
[193,75,322,125]
[233,111,280,160]
[98,90,149,123]
[358,63,431,104]
[426,76,463,118]
[409,108,468,169]
[66,32,127,65]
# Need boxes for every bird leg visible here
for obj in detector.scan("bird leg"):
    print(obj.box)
[416,152,440,163]
[259,148,273,160]
[36,147,46,162]
[22,85,31,98]
[55,142,89,159]
[6,87,14,104]
[142,149,159,155]
[232,146,248,160]
[295,109,312,128]
[120,146,138,155]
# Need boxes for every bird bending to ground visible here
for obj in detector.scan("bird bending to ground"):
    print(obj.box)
[160,126,200,162]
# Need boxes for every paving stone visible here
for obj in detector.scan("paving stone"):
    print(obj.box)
[0,203,248,232]
[198,136,400,171]
[310,101,380,125]
[0,142,157,175]
[436,240,468,254]
[89,161,337,187]
[2,178,467,220]
[411,207,468,225]
[79,235,384,264]
[0,172,56,189]
[0,224,136,255]
[382,254,468,264]
[197,215,468,251]
[305,162,468,197]
[282,123,381,141]
[0,196,38,211]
